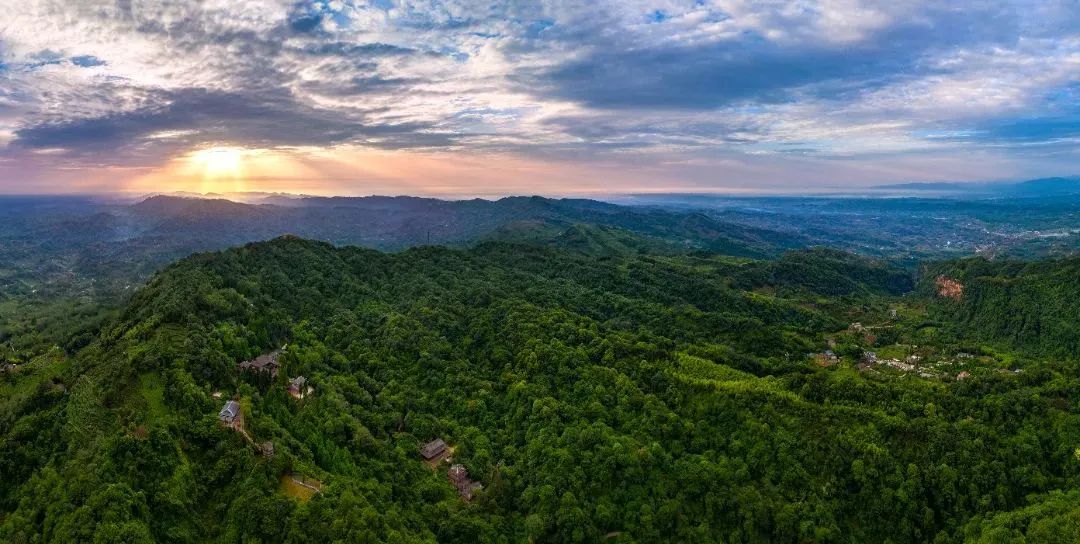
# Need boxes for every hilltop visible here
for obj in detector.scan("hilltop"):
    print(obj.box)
[2,237,1080,542]
[0,194,805,302]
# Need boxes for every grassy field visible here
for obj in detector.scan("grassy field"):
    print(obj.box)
[279,474,321,502]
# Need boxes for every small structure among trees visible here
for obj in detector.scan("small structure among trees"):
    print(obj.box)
[218,400,241,426]
[239,349,283,378]
[287,376,308,399]
[448,464,483,501]
[421,438,450,464]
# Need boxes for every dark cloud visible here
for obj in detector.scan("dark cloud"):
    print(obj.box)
[287,0,334,33]
[917,83,1080,148]
[4,2,466,159]
[975,116,1080,144]
[299,76,424,97]
[300,42,417,57]
[541,114,760,147]
[70,55,106,67]
[11,87,444,155]
[524,5,1022,110]
[535,41,874,109]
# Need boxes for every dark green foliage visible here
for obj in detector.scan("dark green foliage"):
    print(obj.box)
[2,237,1080,543]
[926,256,1080,358]
[734,248,915,296]
[484,222,692,256]
[962,489,1080,543]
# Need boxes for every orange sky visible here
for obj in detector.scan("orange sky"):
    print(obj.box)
[109,144,1057,198]
[0,2,1074,196]
[120,145,732,197]
[0,142,1065,198]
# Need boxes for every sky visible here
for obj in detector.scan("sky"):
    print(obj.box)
[0,1,1077,196]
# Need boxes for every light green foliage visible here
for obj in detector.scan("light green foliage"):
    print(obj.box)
[1,238,1079,543]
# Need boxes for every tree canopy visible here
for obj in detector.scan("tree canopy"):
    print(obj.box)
[2,237,1079,543]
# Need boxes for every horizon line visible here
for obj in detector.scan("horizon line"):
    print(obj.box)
[0,174,1075,202]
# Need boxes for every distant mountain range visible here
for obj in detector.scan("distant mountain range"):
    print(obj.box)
[7,178,1080,302]
[874,176,1080,196]
[127,194,804,256]
[0,194,808,299]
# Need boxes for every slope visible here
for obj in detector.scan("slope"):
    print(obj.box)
[2,239,1079,543]
[924,256,1080,358]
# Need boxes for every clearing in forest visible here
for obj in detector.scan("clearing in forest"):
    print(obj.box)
[279,474,322,501]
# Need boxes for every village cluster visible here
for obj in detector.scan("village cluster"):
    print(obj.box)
[816,345,1025,381]
[811,313,1023,382]
[215,347,482,502]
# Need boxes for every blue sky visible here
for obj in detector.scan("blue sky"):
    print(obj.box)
[0,1,1076,195]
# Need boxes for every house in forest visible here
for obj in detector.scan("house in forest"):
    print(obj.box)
[287,376,308,399]
[219,400,241,426]
[238,349,283,378]
[448,464,483,501]
[421,438,449,463]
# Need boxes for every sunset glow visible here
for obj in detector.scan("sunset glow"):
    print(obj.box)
[186,147,248,192]
[0,1,1075,195]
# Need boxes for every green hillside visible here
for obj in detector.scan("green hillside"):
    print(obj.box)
[925,256,1080,358]
[2,238,1080,543]
[734,247,915,296]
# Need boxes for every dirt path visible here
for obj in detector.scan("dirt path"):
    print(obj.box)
[226,411,255,444]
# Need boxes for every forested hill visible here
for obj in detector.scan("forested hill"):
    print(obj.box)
[4,236,1080,542]
[128,193,805,259]
[732,248,914,296]
[0,194,805,301]
[925,256,1080,358]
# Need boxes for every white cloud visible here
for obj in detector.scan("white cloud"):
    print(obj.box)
[0,0,1075,190]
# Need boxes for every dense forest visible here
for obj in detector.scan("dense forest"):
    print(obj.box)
[0,195,802,304]
[3,234,1080,543]
[925,256,1080,358]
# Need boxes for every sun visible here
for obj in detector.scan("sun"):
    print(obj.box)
[126,145,327,195]
[185,146,249,192]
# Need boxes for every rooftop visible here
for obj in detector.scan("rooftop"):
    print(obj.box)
[219,400,240,422]
[421,438,448,460]
[239,349,284,376]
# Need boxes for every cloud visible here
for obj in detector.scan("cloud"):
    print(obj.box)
[0,0,1075,192]
[521,2,1029,110]
[11,86,447,154]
